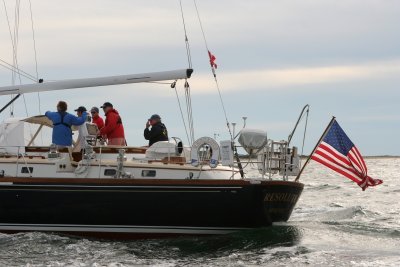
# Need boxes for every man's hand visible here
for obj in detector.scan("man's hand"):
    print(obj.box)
[146,120,150,128]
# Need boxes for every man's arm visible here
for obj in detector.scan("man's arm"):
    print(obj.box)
[144,127,151,140]
[144,125,163,140]
[100,113,117,135]
[69,112,87,126]
[98,118,105,129]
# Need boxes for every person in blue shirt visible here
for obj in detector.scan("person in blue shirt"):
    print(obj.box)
[45,101,87,147]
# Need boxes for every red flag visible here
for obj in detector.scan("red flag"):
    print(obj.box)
[208,50,217,69]
[311,120,383,191]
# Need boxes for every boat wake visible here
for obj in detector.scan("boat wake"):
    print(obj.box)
[161,225,303,256]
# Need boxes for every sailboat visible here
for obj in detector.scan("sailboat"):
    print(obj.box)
[0,2,306,239]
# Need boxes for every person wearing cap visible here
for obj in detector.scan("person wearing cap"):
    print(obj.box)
[45,101,87,147]
[144,114,169,146]
[99,102,126,146]
[90,107,104,130]
[73,106,91,151]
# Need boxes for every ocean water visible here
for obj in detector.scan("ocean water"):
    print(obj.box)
[0,158,399,266]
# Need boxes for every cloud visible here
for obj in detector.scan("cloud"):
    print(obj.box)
[1,0,399,155]
[187,59,400,94]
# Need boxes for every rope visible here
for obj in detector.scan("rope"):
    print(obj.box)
[288,105,310,170]
[301,108,309,158]
[13,0,22,85]
[13,0,22,115]
[2,1,32,120]
[3,0,16,115]
[13,0,29,118]
[28,0,42,114]
[0,59,37,81]
[193,0,210,53]
[28,0,39,81]
[178,1,195,144]
[173,81,191,145]
[193,0,233,140]
[179,0,192,69]
[22,94,29,117]
[184,80,195,144]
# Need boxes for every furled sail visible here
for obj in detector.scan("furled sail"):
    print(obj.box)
[0,69,193,96]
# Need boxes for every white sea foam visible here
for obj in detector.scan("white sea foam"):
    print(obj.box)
[0,158,399,266]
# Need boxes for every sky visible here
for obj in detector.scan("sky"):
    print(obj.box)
[0,0,399,155]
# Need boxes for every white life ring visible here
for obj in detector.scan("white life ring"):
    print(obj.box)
[190,137,220,168]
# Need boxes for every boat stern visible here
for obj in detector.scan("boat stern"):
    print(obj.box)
[261,181,304,223]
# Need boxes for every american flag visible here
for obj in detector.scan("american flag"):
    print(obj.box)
[311,120,383,191]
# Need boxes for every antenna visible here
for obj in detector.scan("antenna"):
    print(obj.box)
[242,116,247,128]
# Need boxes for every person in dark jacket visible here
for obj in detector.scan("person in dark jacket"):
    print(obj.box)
[99,102,126,146]
[45,101,87,147]
[144,114,169,146]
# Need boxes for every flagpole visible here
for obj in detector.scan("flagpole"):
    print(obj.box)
[295,116,336,182]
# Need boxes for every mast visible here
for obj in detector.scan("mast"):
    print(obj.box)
[0,69,193,96]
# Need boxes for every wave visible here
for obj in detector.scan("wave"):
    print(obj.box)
[305,183,343,191]
[322,220,400,238]
[293,205,368,222]
[294,206,400,238]
[157,225,304,257]
[0,226,305,264]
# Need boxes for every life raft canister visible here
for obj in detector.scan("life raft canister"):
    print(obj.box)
[190,137,220,168]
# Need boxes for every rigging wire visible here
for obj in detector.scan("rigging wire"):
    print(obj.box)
[300,108,309,163]
[287,105,310,169]
[3,0,16,115]
[172,81,191,145]
[297,108,310,159]
[179,0,192,69]
[178,1,195,145]
[28,0,41,114]
[13,0,22,85]
[2,0,31,119]
[0,59,37,81]
[13,0,22,116]
[13,0,30,118]
[184,80,195,144]
[28,0,39,81]
[193,0,232,140]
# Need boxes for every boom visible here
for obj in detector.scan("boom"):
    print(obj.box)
[0,69,193,96]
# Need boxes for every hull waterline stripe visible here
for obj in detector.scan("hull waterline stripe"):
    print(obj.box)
[0,184,243,189]
[0,223,247,234]
[0,184,243,193]
[0,189,227,193]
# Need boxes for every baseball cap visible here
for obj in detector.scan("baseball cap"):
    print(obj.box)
[100,102,113,108]
[74,106,87,112]
[90,107,99,113]
[149,114,161,120]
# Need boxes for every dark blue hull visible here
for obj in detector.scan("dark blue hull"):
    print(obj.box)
[0,178,303,239]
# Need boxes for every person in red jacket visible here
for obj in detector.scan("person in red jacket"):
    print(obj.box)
[99,102,126,146]
[90,107,104,130]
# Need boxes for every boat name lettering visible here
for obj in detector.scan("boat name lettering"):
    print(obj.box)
[264,193,299,203]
